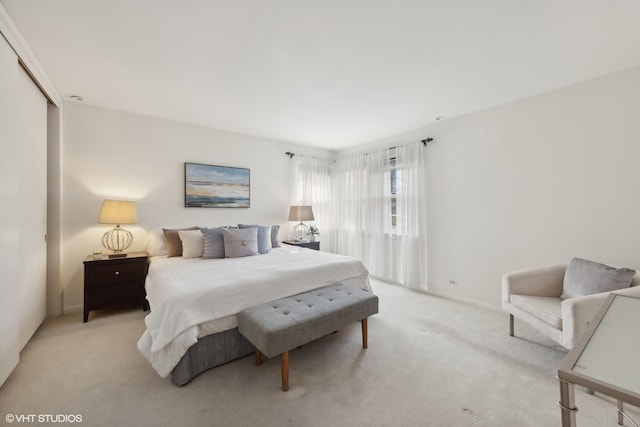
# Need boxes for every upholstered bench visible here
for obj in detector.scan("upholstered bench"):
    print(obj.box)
[238,283,379,391]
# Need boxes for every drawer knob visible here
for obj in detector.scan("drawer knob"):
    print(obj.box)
[115,271,120,275]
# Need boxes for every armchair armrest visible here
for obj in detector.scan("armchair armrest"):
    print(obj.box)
[561,285,640,349]
[502,263,566,305]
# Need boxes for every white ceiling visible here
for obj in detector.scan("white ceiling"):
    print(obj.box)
[3,1,640,150]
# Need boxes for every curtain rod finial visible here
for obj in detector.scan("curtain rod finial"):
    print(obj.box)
[285,151,295,158]
[421,138,434,146]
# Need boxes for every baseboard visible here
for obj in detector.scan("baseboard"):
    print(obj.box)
[424,290,505,314]
[63,304,82,315]
[370,275,506,314]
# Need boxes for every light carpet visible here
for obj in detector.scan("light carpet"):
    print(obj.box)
[1,279,637,427]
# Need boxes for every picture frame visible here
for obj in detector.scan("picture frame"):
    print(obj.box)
[184,162,250,208]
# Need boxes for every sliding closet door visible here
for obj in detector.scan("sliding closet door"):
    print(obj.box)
[16,61,47,349]
[0,33,47,386]
[0,34,21,386]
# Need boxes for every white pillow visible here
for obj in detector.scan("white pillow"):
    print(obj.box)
[147,228,168,257]
[178,229,204,259]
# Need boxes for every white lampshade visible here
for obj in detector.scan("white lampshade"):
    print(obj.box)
[288,205,314,222]
[98,200,138,225]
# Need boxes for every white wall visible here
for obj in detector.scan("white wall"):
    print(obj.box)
[342,66,640,308]
[61,102,332,312]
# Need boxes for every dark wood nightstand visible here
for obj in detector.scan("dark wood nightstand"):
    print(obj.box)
[83,251,149,322]
[283,240,320,251]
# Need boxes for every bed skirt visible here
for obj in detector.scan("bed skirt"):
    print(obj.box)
[171,327,254,386]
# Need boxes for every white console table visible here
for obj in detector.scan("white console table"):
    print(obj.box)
[557,293,640,426]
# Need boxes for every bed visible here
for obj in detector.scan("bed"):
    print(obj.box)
[137,243,371,385]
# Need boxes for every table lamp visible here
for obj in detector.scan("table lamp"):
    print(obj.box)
[288,205,314,241]
[98,199,137,258]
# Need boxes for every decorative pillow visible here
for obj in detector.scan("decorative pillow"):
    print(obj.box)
[222,228,259,258]
[201,227,227,259]
[271,225,280,248]
[178,230,204,259]
[238,224,272,254]
[561,257,635,299]
[147,228,168,257]
[163,227,199,257]
[200,225,238,230]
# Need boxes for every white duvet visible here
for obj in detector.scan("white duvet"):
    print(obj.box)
[137,246,370,377]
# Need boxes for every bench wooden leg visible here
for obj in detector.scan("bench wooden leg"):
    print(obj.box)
[281,351,289,392]
[362,318,368,349]
[255,349,262,366]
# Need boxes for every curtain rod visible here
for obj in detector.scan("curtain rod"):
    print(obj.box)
[390,137,434,151]
[285,138,432,159]
[421,138,434,146]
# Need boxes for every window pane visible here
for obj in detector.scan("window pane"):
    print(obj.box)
[391,169,396,194]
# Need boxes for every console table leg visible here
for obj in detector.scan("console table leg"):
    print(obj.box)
[616,400,640,427]
[618,400,624,426]
[558,377,577,427]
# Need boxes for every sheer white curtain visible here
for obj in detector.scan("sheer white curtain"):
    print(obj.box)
[291,142,427,290]
[389,142,427,289]
[289,155,336,250]
[334,148,394,281]
[333,143,427,289]
[332,154,368,258]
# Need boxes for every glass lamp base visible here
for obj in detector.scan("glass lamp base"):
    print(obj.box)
[292,222,309,241]
[102,225,133,254]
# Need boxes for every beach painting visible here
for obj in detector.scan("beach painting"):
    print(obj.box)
[185,162,250,208]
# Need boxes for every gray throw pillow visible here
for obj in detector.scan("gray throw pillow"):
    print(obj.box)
[163,227,199,257]
[271,225,280,248]
[561,257,635,299]
[238,224,272,254]
[222,228,259,258]
[201,227,227,259]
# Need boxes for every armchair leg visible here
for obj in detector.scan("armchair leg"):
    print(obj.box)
[509,314,514,337]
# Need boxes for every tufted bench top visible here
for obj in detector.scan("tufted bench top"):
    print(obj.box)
[238,283,378,359]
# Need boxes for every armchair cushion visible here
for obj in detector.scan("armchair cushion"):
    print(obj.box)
[510,295,562,329]
[561,257,635,299]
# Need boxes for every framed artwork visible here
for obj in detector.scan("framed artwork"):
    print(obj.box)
[184,162,250,208]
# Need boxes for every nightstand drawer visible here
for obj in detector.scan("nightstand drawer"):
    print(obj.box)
[88,281,141,306]
[88,262,143,287]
